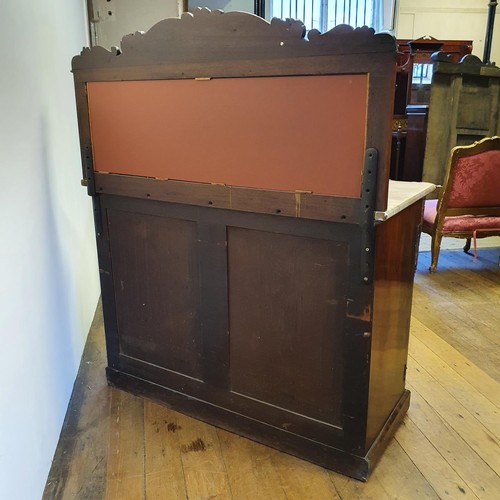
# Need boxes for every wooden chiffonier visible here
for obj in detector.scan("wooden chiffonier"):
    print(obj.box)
[72,9,433,480]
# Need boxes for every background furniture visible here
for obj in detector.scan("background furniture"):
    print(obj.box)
[423,54,500,187]
[72,9,432,480]
[422,136,500,272]
[391,37,472,182]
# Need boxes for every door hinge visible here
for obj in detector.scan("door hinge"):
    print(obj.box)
[83,144,96,196]
[360,148,377,284]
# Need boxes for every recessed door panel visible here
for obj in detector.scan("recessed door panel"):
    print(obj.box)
[227,227,348,425]
[107,209,202,379]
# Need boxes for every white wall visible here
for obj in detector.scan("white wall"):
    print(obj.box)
[396,0,500,64]
[0,1,100,499]
[90,0,182,48]
[188,0,254,15]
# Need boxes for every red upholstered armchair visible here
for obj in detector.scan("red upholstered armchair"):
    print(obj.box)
[422,136,500,272]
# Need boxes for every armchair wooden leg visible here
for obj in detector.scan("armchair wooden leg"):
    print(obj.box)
[430,233,443,272]
[464,238,471,253]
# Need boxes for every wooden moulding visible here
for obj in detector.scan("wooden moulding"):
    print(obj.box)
[94,172,364,224]
[72,8,397,211]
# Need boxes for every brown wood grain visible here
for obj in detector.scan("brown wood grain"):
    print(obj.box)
[94,172,363,224]
[107,209,203,380]
[73,10,397,210]
[144,402,187,499]
[69,8,409,483]
[45,247,500,497]
[175,412,232,499]
[72,12,396,72]
[105,390,145,499]
[366,200,423,447]
[414,249,500,382]
[227,226,348,426]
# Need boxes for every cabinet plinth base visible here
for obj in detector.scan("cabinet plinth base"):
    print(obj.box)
[106,367,410,481]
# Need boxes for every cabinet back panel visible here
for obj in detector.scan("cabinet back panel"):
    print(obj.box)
[107,209,203,379]
[87,75,368,197]
[227,226,348,426]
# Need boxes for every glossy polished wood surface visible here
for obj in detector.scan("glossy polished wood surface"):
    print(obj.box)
[367,200,423,446]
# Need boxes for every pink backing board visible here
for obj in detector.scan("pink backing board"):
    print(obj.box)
[87,75,368,197]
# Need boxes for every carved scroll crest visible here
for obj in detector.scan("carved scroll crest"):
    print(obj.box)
[72,8,396,70]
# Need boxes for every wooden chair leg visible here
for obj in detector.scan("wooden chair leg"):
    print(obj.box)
[430,233,443,272]
[463,237,471,253]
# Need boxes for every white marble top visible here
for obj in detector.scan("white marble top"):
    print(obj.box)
[374,180,436,221]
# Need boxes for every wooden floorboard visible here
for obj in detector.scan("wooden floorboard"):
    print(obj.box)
[414,248,500,382]
[143,403,187,499]
[43,248,500,499]
[43,303,109,500]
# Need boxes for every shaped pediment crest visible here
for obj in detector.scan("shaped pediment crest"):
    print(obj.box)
[72,8,395,71]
